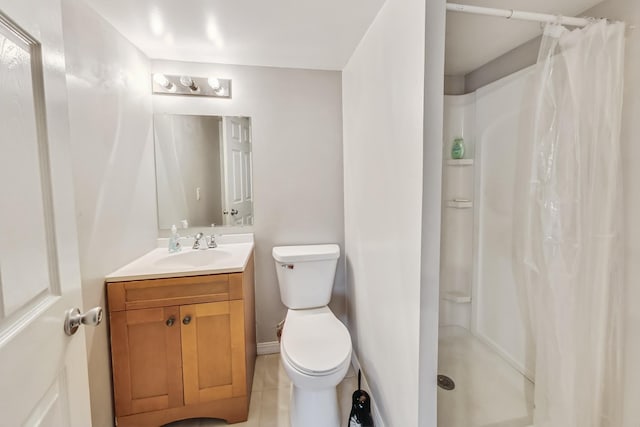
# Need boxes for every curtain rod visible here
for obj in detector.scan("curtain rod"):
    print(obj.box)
[446,2,593,27]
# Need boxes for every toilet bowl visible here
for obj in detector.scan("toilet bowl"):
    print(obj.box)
[272,244,352,427]
[280,307,352,427]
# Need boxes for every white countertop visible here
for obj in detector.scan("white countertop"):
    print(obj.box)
[105,234,254,282]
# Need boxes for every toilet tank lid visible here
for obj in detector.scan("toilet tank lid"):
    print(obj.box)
[272,244,340,263]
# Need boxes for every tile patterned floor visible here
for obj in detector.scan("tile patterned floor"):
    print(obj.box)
[165,354,357,427]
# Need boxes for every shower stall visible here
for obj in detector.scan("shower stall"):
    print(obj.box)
[438,67,536,427]
[438,4,626,426]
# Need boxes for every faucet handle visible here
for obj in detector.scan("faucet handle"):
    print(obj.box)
[192,232,205,250]
[207,234,218,248]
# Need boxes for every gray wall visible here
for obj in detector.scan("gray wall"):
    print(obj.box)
[61,0,157,425]
[152,60,345,345]
[464,36,540,93]
[444,74,465,95]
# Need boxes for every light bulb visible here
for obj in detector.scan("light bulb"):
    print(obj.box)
[179,76,198,91]
[153,73,174,90]
[208,77,221,91]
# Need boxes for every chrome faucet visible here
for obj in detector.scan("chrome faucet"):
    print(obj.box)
[192,232,205,250]
[207,235,218,248]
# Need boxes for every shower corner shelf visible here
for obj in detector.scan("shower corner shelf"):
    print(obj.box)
[442,291,472,304]
[446,159,474,166]
[446,199,473,209]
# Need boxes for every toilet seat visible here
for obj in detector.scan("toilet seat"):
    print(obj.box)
[281,307,351,377]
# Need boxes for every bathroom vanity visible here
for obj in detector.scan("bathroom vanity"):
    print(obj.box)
[105,237,256,426]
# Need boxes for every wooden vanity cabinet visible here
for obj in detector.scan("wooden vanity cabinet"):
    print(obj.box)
[107,255,256,426]
[109,306,184,416]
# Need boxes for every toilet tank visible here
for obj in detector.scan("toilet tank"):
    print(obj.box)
[272,244,340,309]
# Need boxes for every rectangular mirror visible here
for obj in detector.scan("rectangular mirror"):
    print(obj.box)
[154,114,254,230]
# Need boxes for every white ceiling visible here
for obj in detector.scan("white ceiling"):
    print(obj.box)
[83,0,605,75]
[445,0,604,75]
[82,0,385,71]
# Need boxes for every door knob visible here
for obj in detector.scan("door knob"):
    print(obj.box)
[183,315,192,325]
[64,307,103,336]
[230,209,238,216]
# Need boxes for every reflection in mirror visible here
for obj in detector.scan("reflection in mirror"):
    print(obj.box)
[154,114,253,230]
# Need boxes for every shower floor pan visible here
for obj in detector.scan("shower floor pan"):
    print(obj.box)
[437,326,534,427]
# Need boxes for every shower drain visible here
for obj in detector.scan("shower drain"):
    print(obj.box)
[437,374,455,391]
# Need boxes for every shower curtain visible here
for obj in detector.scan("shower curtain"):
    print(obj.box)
[513,20,626,427]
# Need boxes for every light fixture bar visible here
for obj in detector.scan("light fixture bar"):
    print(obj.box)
[151,74,232,98]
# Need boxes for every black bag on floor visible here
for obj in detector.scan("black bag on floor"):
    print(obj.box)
[348,370,374,427]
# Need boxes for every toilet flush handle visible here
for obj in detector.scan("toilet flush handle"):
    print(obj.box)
[281,264,294,270]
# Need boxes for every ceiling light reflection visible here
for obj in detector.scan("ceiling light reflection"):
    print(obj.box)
[150,9,164,36]
[206,16,225,49]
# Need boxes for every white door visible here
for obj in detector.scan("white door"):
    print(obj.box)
[0,1,94,425]
[221,116,253,225]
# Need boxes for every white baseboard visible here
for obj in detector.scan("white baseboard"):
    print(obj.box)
[257,341,280,355]
[350,351,385,427]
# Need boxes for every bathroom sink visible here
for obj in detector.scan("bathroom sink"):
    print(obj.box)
[105,234,255,282]
[153,249,234,269]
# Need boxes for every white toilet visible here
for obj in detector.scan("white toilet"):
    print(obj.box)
[272,244,352,427]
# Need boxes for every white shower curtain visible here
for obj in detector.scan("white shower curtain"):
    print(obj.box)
[513,20,626,427]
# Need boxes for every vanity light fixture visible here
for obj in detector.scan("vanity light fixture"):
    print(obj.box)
[151,73,231,98]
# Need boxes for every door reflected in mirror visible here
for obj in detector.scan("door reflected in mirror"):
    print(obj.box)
[154,114,253,229]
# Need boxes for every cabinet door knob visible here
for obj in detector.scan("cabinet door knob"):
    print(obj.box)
[183,315,192,325]
[166,316,175,327]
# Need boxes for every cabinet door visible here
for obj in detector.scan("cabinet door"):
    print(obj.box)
[110,306,183,416]
[181,301,247,404]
